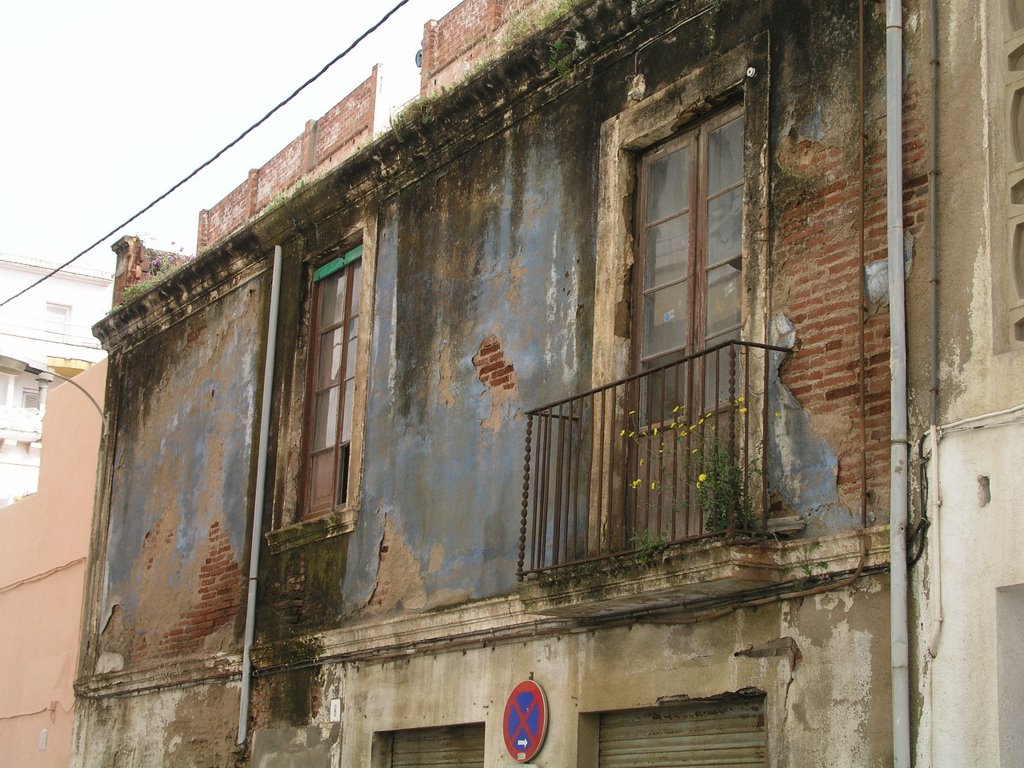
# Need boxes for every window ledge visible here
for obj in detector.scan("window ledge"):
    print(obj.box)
[265,509,357,554]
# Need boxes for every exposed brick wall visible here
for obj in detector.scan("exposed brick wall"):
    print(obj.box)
[419,0,561,97]
[775,80,928,516]
[473,334,517,391]
[197,65,380,252]
[157,521,244,657]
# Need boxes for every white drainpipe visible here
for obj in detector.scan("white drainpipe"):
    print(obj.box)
[237,245,283,745]
[885,1,911,765]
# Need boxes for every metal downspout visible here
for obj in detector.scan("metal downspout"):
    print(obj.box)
[237,245,283,745]
[886,2,912,766]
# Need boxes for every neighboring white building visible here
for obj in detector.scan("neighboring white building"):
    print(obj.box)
[0,254,112,507]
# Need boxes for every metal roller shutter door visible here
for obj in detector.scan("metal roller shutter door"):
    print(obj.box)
[390,723,486,768]
[599,697,767,767]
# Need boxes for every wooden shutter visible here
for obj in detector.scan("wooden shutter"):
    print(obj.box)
[599,697,766,767]
[390,724,485,768]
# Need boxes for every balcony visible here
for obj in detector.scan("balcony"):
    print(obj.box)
[518,341,793,613]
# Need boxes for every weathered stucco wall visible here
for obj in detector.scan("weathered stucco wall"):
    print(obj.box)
[347,104,597,611]
[247,576,892,767]
[95,276,265,671]
[71,682,241,767]
[902,1,1024,764]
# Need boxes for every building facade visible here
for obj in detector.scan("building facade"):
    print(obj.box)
[68,0,1018,766]
[0,254,111,506]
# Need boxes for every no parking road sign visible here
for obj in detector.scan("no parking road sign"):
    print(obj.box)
[502,679,548,763]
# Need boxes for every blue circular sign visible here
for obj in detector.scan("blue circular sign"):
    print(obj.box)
[502,679,548,762]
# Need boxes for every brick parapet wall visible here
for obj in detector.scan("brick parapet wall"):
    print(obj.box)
[197,65,380,252]
[419,0,561,97]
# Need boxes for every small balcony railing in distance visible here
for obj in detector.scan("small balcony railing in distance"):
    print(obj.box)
[517,340,791,580]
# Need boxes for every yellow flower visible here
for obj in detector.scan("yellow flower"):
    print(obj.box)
[630,479,642,489]
[739,407,748,414]
[619,429,626,436]
[650,481,658,490]
[698,473,707,483]
[736,396,745,403]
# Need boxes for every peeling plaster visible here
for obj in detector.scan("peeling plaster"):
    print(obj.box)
[365,514,427,614]
[768,313,842,530]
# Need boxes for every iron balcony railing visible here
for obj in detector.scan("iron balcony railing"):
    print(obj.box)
[518,340,791,579]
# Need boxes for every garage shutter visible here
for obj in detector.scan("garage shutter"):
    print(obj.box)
[599,697,766,767]
[390,723,485,768]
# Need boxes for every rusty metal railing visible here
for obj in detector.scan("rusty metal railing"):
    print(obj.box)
[517,340,791,579]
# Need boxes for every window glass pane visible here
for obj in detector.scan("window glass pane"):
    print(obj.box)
[642,349,687,422]
[317,329,344,388]
[344,331,358,380]
[708,117,744,194]
[643,283,687,361]
[646,146,691,223]
[313,388,339,451]
[645,214,689,289]
[707,186,742,266]
[318,272,347,327]
[349,262,362,316]
[335,444,351,507]
[705,259,742,338]
[341,378,355,443]
[703,330,741,408]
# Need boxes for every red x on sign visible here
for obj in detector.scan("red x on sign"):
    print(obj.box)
[502,680,548,762]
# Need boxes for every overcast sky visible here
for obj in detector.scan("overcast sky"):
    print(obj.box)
[0,0,460,280]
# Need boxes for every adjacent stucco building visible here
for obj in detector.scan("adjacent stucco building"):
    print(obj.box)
[0,360,106,767]
[67,0,1021,766]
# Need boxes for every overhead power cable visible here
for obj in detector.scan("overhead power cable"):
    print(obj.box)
[0,0,413,308]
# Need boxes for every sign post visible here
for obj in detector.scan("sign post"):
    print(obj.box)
[502,680,548,763]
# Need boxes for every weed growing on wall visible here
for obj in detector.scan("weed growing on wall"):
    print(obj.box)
[119,251,195,305]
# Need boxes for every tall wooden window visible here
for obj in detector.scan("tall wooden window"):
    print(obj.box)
[304,244,362,518]
[635,106,744,394]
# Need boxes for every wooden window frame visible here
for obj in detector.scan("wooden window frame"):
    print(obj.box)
[300,243,364,520]
[631,104,745,373]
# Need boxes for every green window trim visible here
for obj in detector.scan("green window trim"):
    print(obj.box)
[313,244,363,283]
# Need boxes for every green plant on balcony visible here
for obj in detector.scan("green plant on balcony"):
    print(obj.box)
[630,527,669,565]
[620,398,759,537]
[694,436,758,534]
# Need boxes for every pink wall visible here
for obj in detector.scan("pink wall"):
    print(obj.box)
[0,360,106,768]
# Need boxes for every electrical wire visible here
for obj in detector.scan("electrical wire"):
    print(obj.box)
[0,0,413,309]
